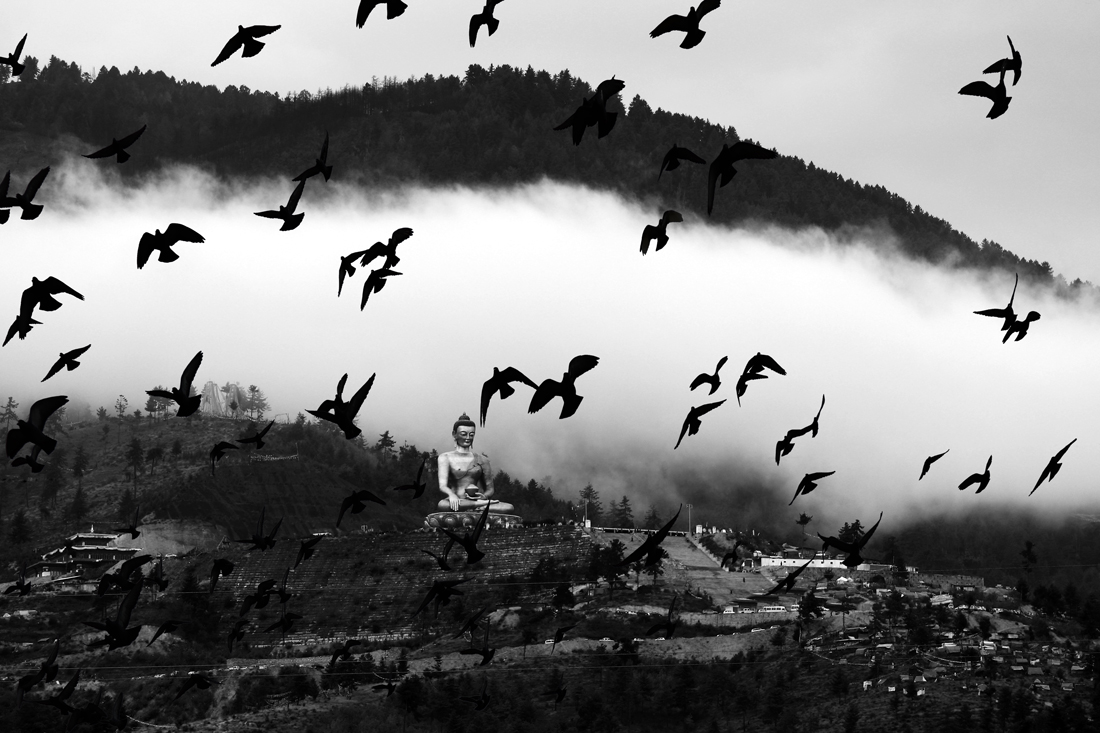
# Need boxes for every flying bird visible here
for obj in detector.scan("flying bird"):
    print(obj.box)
[689,356,727,395]
[470,0,505,48]
[172,672,218,702]
[6,166,50,220]
[211,25,281,66]
[6,394,68,462]
[919,449,949,480]
[440,502,492,565]
[983,35,1022,86]
[237,420,275,450]
[336,487,386,527]
[775,430,797,466]
[4,561,32,596]
[554,78,625,145]
[112,509,141,540]
[235,506,282,551]
[793,395,826,439]
[210,441,238,475]
[480,366,538,426]
[412,578,472,617]
[3,311,41,346]
[707,142,777,215]
[96,555,151,596]
[307,372,376,440]
[327,639,362,671]
[295,535,323,568]
[83,125,147,164]
[263,610,302,636]
[959,66,1011,119]
[1003,311,1040,343]
[658,144,706,180]
[640,210,683,255]
[458,680,491,712]
[393,459,429,498]
[455,604,492,639]
[148,619,183,646]
[645,595,679,638]
[460,623,496,666]
[421,537,456,572]
[1,33,27,76]
[359,227,414,270]
[84,576,144,650]
[360,267,402,309]
[675,400,725,449]
[528,354,600,419]
[19,274,83,317]
[550,623,576,655]
[149,557,170,592]
[974,273,1018,331]
[650,0,722,49]
[619,504,682,567]
[292,132,333,182]
[763,553,817,594]
[227,618,248,652]
[736,352,785,405]
[254,178,306,231]
[1032,439,1076,496]
[357,0,407,27]
[958,456,993,493]
[41,345,91,382]
[338,248,371,296]
[819,512,883,568]
[789,471,835,505]
[209,558,234,593]
[137,223,205,269]
[719,540,746,570]
[239,579,278,616]
[14,638,59,707]
[146,351,203,417]
[29,668,80,715]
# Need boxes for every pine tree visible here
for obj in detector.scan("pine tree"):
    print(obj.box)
[126,437,144,488]
[117,487,138,523]
[71,444,87,489]
[114,395,128,444]
[578,484,602,525]
[10,508,30,544]
[641,505,662,529]
[146,445,164,474]
[67,485,87,520]
[617,496,634,528]
[96,406,107,421]
[1,397,18,430]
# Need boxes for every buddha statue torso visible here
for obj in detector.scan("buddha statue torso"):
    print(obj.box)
[436,414,514,514]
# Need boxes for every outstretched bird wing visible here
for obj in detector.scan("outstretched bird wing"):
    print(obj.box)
[566,354,600,379]
[115,124,147,150]
[285,178,306,212]
[345,373,376,417]
[958,80,998,100]
[697,0,722,19]
[22,167,50,201]
[528,379,562,414]
[177,351,203,394]
[212,32,245,66]
[28,395,69,430]
[650,14,692,38]
[163,222,205,246]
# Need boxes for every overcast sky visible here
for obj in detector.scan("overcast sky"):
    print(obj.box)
[3,2,1100,526]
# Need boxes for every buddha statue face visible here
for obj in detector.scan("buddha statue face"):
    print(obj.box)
[453,425,475,449]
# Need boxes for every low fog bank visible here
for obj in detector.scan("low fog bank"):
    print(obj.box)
[3,159,1100,534]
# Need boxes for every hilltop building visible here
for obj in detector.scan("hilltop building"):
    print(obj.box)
[198,380,248,418]
[26,525,140,581]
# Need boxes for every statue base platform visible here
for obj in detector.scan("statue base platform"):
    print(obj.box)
[425,512,523,530]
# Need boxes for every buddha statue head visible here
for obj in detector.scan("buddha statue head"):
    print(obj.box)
[452,413,476,450]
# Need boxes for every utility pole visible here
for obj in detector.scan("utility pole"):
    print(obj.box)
[686,504,693,535]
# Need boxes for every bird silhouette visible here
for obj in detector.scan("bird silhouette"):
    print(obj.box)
[640,210,683,255]
[528,354,600,419]
[210,441,238,475]
[720,540,746,570]
[41,345,91,382]
[227,618,248,652]
[209,558,234,593]
[1003,311,1040,343]
[550,623,576,655]
[146,351,203,417]
[5,166,50,220]
[254,178,306,231]
[83,125,147,164]
[789,471,835,505]
[29,668,80,715]
[14,638,59,707]
[263,609,302,636]
[554,78,625,145]
[458,680,491,711]
[650,0,722,49]
[336,487,387,527]
[235,506,281,551]
[96,555,151,596]
[775,430,797,466]
[84,576,144,650]
[707,142,777,215]
[421,537,456,571]
[393,459,429,498]
[237,420,275,450]
[619,504,682,566]
[736,352,785,405]
[763,553,817,594]
[455,604,492,639]
[357,0,407,27]
[645,594,679,638]
[412,578,472,617]
[148,619,183,646]
[307,372,376,439]
[327,639,362,672]
[295,535,322,568]
[359,227,414,270]
[974,273,1018,331]
[173,672,218,702]
[658,144,706,180]
[460,623,496,666]
[441,502,492,565]
[372,675,400,696]
[958,456,993,493]
[1032,439,1076,495]
[3,311,41,346]
[240,579,278,616]
[470,0,505,47]
[790,395,825,439]
[136,223,205,269]
[675,399,725,449]
[293,132,333,182]
[919,449,949,480]
[1,33,27,77]
[211,25,281,66]
[959,66,1011,119]
[983,35,1022,86]
[112,509,141,540]
[6,394,68,463]
[480,366,538,426]
[818,512,883,568]
[338,248,371,296]
[689,356,728,395]
[360,267,402,309]
[18,275,83,320]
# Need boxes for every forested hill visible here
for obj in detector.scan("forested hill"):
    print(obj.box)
[0,55,1090,293]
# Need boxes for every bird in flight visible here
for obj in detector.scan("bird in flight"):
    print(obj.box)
[958,456,993,493]
[41,344,91,382]
[293,132,333,183]
[237,420,275,450]
[210,441,239,475]
[307,372,376,440]
[212,25,281,66]
[173,672,219,702]
[554,78,626,145]
[295,535,323,568]
[359,227,414,272]
[255,178,306,231]
[640,210,683,255]
[470,0,505,48]
[440,502,492,565]
[83,125,147,164]
[6,395,68,466]
[818,512,883,568]
[959,66,1011,119]
[84,576,145,650]
[1,33,27,77]
[529,354,600,419]
[1031,439,1076,496]
[235,506,282,551]
[690,356,728,395]
[974,273,1019,332]
[4,166,50,221]
[422,536,456,572]
[789,471,835,505]
[481,366,538,426]
[707,142,777,215]
[209,558,234,594]
[919,449,949,480]
[336,487,386,527]
[763,553,817,595]
[619,505,682,567]
[393,458,429,498]
[357,0,407,27]
[790,395,826,439]
[15,275,83,333]
[338,248,371,297]
[983,35,1022,86]
[1003,310,1040,343]
[645,595,679,638]
[658,144,706,181]
[675,400,725,449]
[146,351,203,417]
[137,223,205,269]
[460,623,496,666]
[412,578,471,617]
[775,430,798,466]
[360,267,402,310]
[650,0,722,49]
[736,352,785,405]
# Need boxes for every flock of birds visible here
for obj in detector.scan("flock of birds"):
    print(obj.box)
[0,7,1083,725]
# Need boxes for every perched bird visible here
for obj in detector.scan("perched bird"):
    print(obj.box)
[360,267,402,309]
[658,144,706,180]
[528,354,600,419]
[112,509,141,539]
[83,125,147,164]
[209,558,234,593]
[172,672,218,702]
[645,595,678,638]
[336,487,386,527]
[554,78,625,145]
[307,372,376,440]
[41,344,91,382]
[480,366,538,426]
[959,66,1011,119]
[675,400,725,449]
[458,680,491,712]
[148,619,183,646]
[550,623,576,655]
[84,576,144,650]
[254,178,306,231]
[237,419,275,450]
[789,471,835,505]
[211,25,281,66]
[356,0,407,27]
[235,506,282,551]
[227,618,248,652]
[640,210,683,255]
[470,0,505,47]
[1,33,27,77]
[763,553,816,594]
[137,223,205,269]
[650,0,722,49]
[293,132,333,182]
[6,395,68,461]
[440,502,491,565]
[358,227,414,271]
[7,166,50,220]
[958,456,993,493]
[295,535,323,568]
[919,449,950,480]
[819,512,883,568]
[412,578,472,617]
[1032,439,1076,496]
[1003,311,1040,343]
[736,352,785,405]
[983,35,1022,86]
[146,351,203,418]
[393,459,429,498]
[707,142,777,215]
[421,537,456,571]
[689,356,728,395]
[210,441,239,475]
[619,504,682,567]
[974,273,1019,331]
